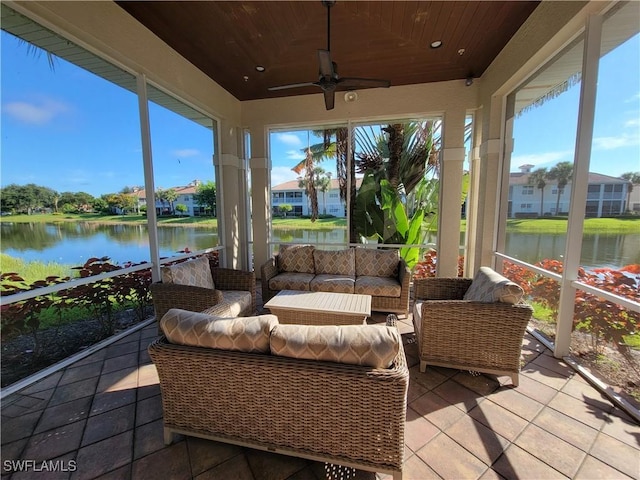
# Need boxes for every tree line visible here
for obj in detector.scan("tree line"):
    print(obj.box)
[0,181,217,217]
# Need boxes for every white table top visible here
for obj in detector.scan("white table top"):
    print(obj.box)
[264,290,372,316]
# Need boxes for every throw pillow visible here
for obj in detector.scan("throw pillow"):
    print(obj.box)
[463,266,524,304]
[313,248,355,276]
[270,324,400,368]
[160,255,215,290]
[278,244,315,274]
[160,308,278,353]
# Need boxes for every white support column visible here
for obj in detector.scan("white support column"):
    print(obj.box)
[437,108,466,277]
[555,14,602,358]
[136,74,161,283]
[249,123,271,277]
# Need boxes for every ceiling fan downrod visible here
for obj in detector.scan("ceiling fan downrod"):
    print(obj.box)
[322,0,335,52]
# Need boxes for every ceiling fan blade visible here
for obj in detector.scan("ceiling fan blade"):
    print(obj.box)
[318,49,334,78]
[324,89,335,110]
[337,77,391,89]
[268,82,319,91]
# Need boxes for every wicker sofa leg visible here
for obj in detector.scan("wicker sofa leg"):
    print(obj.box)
[164,429,176,446]
[419,360,427,373]
[511,374,519,387]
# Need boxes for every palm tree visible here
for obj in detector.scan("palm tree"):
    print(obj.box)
[164,188,178,215]
[528,167,547,216]
[293,146,319,221]
[546,161,573,216]
[316,169,332,215]
[621,172,640,212]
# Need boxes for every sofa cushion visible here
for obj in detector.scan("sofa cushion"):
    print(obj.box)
[355,248,399,278]
[161,255,215,290]
[160,309,277,353]
[310,274,355,294]
[278,245,315,274]
[270,324,401,368]
[313,249,355,276]
[269,272,315,291]
[463,266,524,304]
[355,276,401,298]
[201,290,252,318]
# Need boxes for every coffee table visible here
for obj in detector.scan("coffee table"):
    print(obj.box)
[264,290,372,325]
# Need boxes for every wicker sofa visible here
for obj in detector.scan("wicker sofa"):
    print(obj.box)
[412,267,533,386]
[150,254,256,322]
[149,309,408,479]
[261,245,411,315]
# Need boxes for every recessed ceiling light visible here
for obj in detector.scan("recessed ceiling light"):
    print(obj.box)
[255,65,265,72]
[430,41,442,49]
[458,48,466,56]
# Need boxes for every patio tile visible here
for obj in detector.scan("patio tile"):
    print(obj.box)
[560,377,614,410]
[521,335,547,353]
[137,383,161,401]
[133,418,166,460]
[96,367,138,393]
[34,396,92,434]
[416,432,487,480]
[477,468,507,480]
[0,438,28,474]
[406,378,430,403]
[512,374,559,405]
[574,455,635,480]
[92,465,131,480]
[445,415,510,465]
[245,449,309,480]
[404,407,440,453]
[103,341,138,360]
[48,377,99,407]
[81,403,135,446]
[186,437,243,477]
[408,365,448,391]
[71,430,133,480]
[400,454,441,480]
[70,349,107,368]
[492,444,566,480]
[195,454,254,480]
[514,424,586,477]
[138,348,152,365]
[468,400,529,442]
[533,407,599,451]
[1,410,44,444]
[529,353,574,378]
[101,352,138,375]
[520,364,571,391]
[131,441,191,480]
[600,410,640,449]
[90,389,137,416]
[135,393,163,426]
[433,379,486,413]
[409,391,465,431]
[137,363,159,388]
[58,362,103,387]
[19,371,63,395]
[486,387,544,421]
[547,392,610,430]
[589,432,640,478]
[453,371,501,396]
[22,420,85,462]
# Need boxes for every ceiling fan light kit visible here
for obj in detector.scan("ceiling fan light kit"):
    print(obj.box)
[267,0,390,110]
[344,91,358,103]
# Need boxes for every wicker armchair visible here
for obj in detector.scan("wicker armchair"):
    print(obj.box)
[151,256,256,322]
[412,276,532,386]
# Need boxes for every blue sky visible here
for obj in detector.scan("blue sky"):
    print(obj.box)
[1,30,638,198]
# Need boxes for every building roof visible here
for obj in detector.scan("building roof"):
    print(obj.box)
[272,178,363,191]
[509,171,631,186]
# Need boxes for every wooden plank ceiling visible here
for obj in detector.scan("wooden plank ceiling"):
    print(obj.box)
[117,1,540,101]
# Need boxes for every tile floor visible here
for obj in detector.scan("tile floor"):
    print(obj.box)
[1,291,639,480]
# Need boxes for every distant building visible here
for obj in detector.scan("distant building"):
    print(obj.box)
[509,165,631,218]
[271,178,362,218]
[128,180,209,216]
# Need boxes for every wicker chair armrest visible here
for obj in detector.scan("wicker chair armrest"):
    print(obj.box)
[211,267,255,292]
[151,283,223,321]
[260,258,279,302]
[413,277,473,300]
[397,258,411,290]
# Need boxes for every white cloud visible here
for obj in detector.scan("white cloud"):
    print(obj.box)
[624,92,640,103]
[3,97,70,125]
[624,118,640,128]
[285,149,305,161]
[592,133,639,150]
[172,148,200,158]
[275,133,302,146]
[270,165,299,187]
[511,150,572,167]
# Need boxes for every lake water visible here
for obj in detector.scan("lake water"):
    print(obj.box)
[1,222,638,270]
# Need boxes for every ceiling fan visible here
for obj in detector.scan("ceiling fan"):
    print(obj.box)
[268,0,391,110]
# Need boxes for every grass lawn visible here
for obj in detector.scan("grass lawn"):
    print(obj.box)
[1,213,217,228]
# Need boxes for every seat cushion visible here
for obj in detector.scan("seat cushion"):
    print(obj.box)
[463,266,524,304]
[269,272,314,291]
[161,255,215,290]
[355,248,399,278]
[270,324,401,368]
[160,308,278,353]
[355,276,401,298]
[277,244,315,274]
[310,274,355,294]
[313,248,355,276]
[201,290,252,318]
